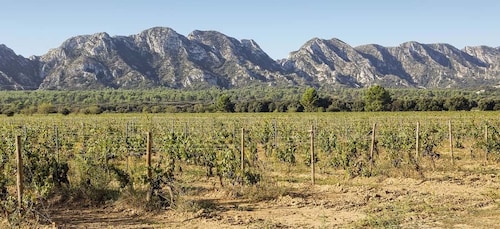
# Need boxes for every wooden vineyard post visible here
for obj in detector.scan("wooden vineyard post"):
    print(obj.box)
[146,132,152,202]
[16,135,23,210]
[126,123,130,172]
[416,122,420,159]
[369,123,377,165]
[241,128,245,172]
[485,124,489,161]
[310,125,315,185]
[54,125,59,163]
[449,120,454,166]
[184,122,188,136]
[485,124,488,142]
[273,119,277,149]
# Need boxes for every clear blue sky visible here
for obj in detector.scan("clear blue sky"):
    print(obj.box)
[1,0,498,59]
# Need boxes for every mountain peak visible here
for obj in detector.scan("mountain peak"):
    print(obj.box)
[140,26,178,35]
[1,27,500,90]
[188,29,224,37]
[241,39,261,50]
[0,44,16,55]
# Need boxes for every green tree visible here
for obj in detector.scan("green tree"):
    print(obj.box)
[215,94,234,112]
[83,105,103,115]
[300,87,319,112]
[444,96,471,111]
[416,98,444,111]
[364,85,392,112]
[38,103,56,114]
[58,107,71,115]
[478,99,495,111]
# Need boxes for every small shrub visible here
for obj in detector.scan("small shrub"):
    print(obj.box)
[4,110,15,117]
[239,181,290,202]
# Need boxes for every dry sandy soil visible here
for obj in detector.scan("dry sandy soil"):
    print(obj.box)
[37,161,499,229]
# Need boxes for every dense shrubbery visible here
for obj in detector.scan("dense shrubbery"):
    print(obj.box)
[1,86,500,116]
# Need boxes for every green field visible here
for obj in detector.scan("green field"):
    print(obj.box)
[1,112,499,227]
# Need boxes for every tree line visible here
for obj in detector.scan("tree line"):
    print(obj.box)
[1,85,500,116]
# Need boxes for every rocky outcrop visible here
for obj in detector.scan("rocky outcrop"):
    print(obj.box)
[0,27,499,90]
[283,38,499,89]
[37,27,291,90]
[0,45,40,90]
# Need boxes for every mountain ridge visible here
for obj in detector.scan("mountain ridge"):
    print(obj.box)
[1,27,499,90]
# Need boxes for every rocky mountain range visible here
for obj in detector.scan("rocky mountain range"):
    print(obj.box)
[1,27,499,90]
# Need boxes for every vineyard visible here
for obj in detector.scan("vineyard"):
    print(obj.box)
[0,112,499,228]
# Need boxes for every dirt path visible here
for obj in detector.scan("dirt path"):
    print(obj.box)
[45,167,499,228]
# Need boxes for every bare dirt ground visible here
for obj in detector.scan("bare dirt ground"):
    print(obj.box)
[40,160,499,229]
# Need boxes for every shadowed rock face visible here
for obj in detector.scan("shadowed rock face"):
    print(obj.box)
[1,27,499,90]
[286,39,499,89]
[0,44,41,90]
